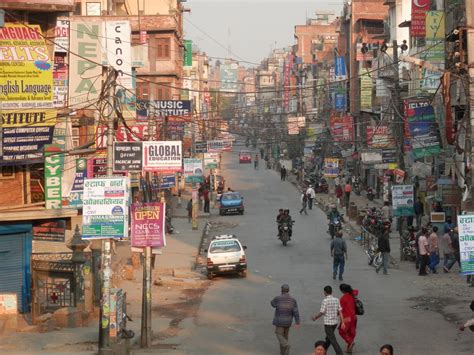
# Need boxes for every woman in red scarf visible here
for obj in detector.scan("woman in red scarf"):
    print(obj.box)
[339,283,358,353]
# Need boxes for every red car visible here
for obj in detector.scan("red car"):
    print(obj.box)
[239,151,252,164]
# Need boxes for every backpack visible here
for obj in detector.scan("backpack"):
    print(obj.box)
[355,297,364,316]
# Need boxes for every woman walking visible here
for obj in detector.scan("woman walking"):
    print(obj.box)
[339,284,358,353]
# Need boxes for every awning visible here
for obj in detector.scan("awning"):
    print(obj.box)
[0,208,78,222]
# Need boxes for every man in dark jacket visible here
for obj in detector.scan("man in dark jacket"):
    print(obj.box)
[271,284,300,355]
[414,198,424,228]
[376,227,391,275]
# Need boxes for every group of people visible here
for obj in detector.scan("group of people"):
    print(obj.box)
[272,283,391,355]
[299,185,317,215]
[334,175,353,209]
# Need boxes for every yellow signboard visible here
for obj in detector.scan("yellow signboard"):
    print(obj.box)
[0,23,53,109]
[1,109,57,128]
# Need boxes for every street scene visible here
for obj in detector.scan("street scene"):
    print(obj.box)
[1,0,474,355]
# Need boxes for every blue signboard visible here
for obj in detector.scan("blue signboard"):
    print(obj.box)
[335,57,346,79]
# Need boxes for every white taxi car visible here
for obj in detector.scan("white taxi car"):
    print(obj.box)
[206,235,247,280]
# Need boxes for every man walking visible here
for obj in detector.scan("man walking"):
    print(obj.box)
[428,226,440,273]
[281,167,287,181]
[331,231,348,281]
[312,286,344,355]
[203,186,210,213]
[442,228,456,273]
[414,198,424,228]
[375,226,390,275]
[344,181,351,209]
[418,229,430,276]
[306,185,316,210]
[271,284,300,355]
[299,190,308,215]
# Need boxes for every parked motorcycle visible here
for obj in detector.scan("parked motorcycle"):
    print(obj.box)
[366,242,383,268]
[329,214,344,239]
[401,229,417,261]
[367,187,375,201]
[314,178,329,194]
[353,179,361,196]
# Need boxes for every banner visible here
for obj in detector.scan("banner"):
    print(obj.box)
[323,158,339,178]
[32,220,66,242]
[391,185,414,217]
[411,0,430,37]
[63,158,87,208]
[456,215,474,275]
[360,74,373,109]
[113,142,143,172]
[69,21,102,108]
[131,202,166,248]
[367,126,395,148]
[142,141,182,172]
[184,158,204,183]
[329,112,353,142]
[442,72,455,144]
[106,21,132,89]
[44,144,63,209]
[334,57,347,80]
[204,153,219,169]
[183,40,193,67]
[207,140,232,152]
[0,23,53,109]
[82,177,130,239]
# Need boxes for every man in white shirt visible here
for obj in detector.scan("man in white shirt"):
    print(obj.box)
[306,185,316,210]
[312,286,344,355]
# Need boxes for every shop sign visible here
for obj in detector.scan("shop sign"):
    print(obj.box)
[184,158,204,183]
[131,202,166,248]
[106,21,132,89]
[329,112,353,142]
[456,215,474,275]
[82,177,130,239]
[0,23,53,109]
[360,74,373,109]
[287,116,299,135]
[391,184,414,216]
[143,141,182,172]
[96,125,149,149]
[411,0,430,37]
[153,100,191,117]
[152,174,176,189]
[63,158,87,208]
[195,141,208,153]
[69,20,102,108]
[204,153,219,169]
[323,158,339,178]
[207,140,232,152]
[367,126,394,148]
[382,148,397,163]
[334,57,346,80]
[44,144,63,209]
[183,40,193,67]
[54,20,70,53]
[113,142,143,172]
[32,220,66,242]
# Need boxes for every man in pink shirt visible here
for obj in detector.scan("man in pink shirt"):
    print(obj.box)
[428,226,440,273]
[418,231,430,276]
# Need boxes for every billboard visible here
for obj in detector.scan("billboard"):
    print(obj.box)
[0,23,53,109]
[329,112,353,143]
[391,185,414,217]
[131,202,166,248]
[106,21,133,89]
[220,62,239,92]
[69,21,102,108]
[411,0,430,37]
[367,126,395,148]
[153,100,192,117]
[142,141,182,172]
[184,158,204,183]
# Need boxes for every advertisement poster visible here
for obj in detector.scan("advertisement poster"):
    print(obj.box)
[367,126,395,148]
[106,21,132,90]
[63,158,87,208]
[32,220,66,242]
[0,23,53,109]
[142,141,182,172]
[82,177,130,239]
[207,140,232,152]
[323,158,339,178]
[44,144,63,209]
[204,153,219,169]
[456,215,474,275]
[360,74,373,109]
[184,158,204,183]
[329,113,353,142]
[391,185,414,217]
[411,0,430,37]
[113,142,143,172]
[131,202,166,248]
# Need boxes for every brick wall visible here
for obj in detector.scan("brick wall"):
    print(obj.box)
[0,170,24,207]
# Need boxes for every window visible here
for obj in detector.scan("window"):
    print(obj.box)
[0,166,15,179]
[72,128,80,148]
[86,2,101,16]
[156,85,171,100]
[136,81,150,99]
[156,38,171,59]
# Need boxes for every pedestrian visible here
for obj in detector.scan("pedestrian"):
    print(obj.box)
[442,228,456,273]
[375,227,390,275]
[381,201,392,221]
[459,300,474,332]
[313,340,327,355]
[344,181,351,209]
[203,187,210,213]
[186,199,192,223]
[299,191,308,215]
[254,154,259,170]
[444,216,455,233]
[312,285,344,355]
[334,175,341,189]
[428,226,440,273]
[451,227,461,268]
[198,183,204,211]
[379,344,394,355]
[306,185,316,210]
[260,147,264,159]
[418,229,430,276]
[414,227,427,270]
[336,184,343,207]
[414,198,424,228]
[338,284,358,353]
[271,284,300,355]
[331,231,348,281]
[281,167,287,181]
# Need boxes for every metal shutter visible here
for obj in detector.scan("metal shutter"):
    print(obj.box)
[0,234,25,312]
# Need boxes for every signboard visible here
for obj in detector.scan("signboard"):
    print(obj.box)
[69,21,102,108]
[44,144,63,209]
[411,0,430,37]
[142,141,182,172]
[152,174,176,189]
[32,220,66,242]
[106,21,133,89]
[96,125,149,149]
[323,158,339,178]
[382,148,398,163]
[0,23,53,109]
[195,141,208,154]
[204,153,219,169]
[63,158,87,208]
[184,158,204,183]
[0,294,17,316]
[391,185,414,217]
[53,55,69,108]
[113,142,143,172]
[287,116,299,135]
[367,126,394,148]
[82,177,130,239]
[131,202,166,248]
[334,57,346,81]
[360,74,373,109]
[207,140,232,152]
[456,215,474,275]
[153,100,191,117]
[184,39,193,67]
[54,20,69,53]
[329,112,353,142]
[334,88,346,111]
[220,62,239,92]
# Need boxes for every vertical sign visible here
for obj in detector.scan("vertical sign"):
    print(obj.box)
[457,215,474,275]
[411,0,430,37]
[106,21,133,89]
[184,40,193,67]
[44,144,63,209]
[131,202,166,248]
[391,185,414,217]
[360,74,373,109]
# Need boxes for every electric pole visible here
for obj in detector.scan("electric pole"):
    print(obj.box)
[467,0,474,211]
[392,40,406,172]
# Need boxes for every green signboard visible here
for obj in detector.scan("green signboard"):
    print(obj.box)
[44,144,63,209]
[184,40,192,67]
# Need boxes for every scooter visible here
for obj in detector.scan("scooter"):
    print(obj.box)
[278,221,294,246]
[328,215,343,239]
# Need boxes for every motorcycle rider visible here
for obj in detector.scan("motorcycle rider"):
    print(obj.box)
[327,205,343,237]
[278,209,293,239]
[276,209,284,238]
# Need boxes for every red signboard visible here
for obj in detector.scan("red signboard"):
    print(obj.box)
[96,125,151,149]
[411,0,430,37]
[366,125,395,148]
[329,112,353,143]
[131,202,166,248]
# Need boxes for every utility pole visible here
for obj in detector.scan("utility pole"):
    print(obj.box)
[467,0,474,211]
[99,69,117,355]
[392,40,406,172]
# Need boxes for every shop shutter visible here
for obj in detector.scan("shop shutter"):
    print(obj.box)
[0,234,26,312]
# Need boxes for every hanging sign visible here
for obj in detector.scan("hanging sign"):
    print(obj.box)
[184,158,204,183]
[44,144,63,209]
[131,202,166,248]
[391,184,414,217]
[113,142,143,172]
[456,215,474,275]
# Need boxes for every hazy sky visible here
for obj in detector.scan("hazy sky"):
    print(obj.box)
[184,0,344,66]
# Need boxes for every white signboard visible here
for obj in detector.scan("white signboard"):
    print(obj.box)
[391,184,414,217]
[204,153,219,169]
[106,21,133,89]
[82,177,130,239]
[142,141,182,172]
[183,158,203,177]
[456,215,474,275]
[54,20,70,53]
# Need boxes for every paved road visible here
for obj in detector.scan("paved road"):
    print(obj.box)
[180,151,473,355]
